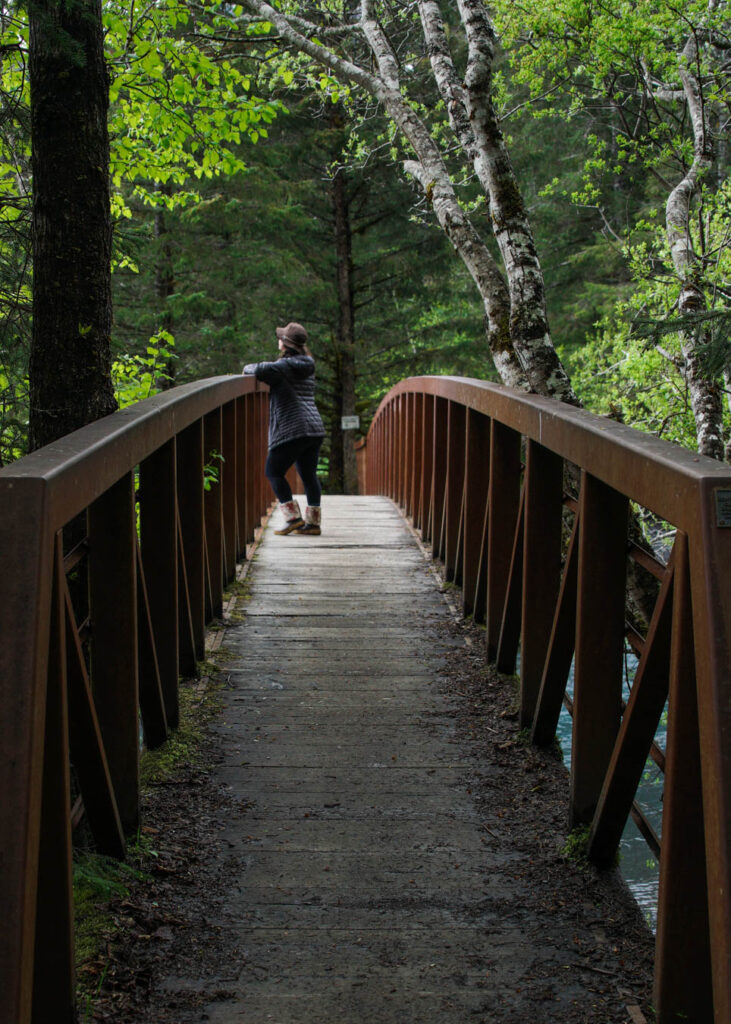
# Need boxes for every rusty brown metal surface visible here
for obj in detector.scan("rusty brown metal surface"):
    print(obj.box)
[1,376,260,534]
[431,397,448,561]
[136,542,169,750]
[462,409,490,618]
[32,536,75,1023]
[177,420,206,658]
[0,484,52,1024]
[531,511,579,747]
[588,550,674,866]
[418,395,434,537]
[571,472,628,827]
[64,577,126,861]
[370,377,731,530]
[88,471,140,836]
[204,408,224,620]
[221,400,238,583]
[486,421,521,660]
[140,441,179,726]
[654,533,714,1020]
[495,486,525,675]
[444,402,466,584]
[520,441,563,728]
[690,481,731,1023]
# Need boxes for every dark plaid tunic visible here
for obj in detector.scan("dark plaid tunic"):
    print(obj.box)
[243,355,325,450]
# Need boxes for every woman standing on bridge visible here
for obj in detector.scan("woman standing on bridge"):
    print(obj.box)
[243,322,326,535]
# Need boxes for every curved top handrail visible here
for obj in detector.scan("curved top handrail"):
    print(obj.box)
[0,375,265,531]
[371,377,731,531]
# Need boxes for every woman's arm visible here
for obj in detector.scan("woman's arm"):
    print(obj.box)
[242,360,282,384]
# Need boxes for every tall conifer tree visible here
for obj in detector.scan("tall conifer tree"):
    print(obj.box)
[28,0,116,450]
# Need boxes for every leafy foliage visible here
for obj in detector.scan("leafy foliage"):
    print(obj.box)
[112,332,176,408]
[105,0,282,211]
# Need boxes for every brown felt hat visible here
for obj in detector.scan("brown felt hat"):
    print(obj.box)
[276,322,308,350]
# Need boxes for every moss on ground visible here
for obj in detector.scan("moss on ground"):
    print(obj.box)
[139,675,222,788]
[561,824,591,865]
[74,583,242,1010]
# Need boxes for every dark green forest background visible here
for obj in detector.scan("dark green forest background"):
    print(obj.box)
[1,0,729,489]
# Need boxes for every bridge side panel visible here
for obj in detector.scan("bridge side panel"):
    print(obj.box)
[88,471,140,836]
[0,480,53,1024]
[654,532,713,1022]
[690,482,731,1023]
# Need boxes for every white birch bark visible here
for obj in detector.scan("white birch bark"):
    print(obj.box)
[663,26,725,460]
[358,0,527,388]
[241,0,527,388]
[402,161,526,389]
[454,0,579,405]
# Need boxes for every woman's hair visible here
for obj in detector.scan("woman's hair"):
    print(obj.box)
[281,343,312,358]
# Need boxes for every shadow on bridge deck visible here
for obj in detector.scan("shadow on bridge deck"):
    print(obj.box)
[139,495,653,1023]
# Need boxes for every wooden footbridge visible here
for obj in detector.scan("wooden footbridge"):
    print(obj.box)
[1,375,730,1023]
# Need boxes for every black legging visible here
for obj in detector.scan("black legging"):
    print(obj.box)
[265,436,323,506]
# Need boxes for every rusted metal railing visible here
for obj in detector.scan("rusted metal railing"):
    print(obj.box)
[361,376,731,1024]
[0,376,270,1024]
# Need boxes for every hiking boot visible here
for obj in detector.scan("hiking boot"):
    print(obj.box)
[297,505,321,536]
[274,499,304,535]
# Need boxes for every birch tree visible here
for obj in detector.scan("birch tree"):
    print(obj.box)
[238,0,583,402]
[495,0,731,458]
[657,15,727,459]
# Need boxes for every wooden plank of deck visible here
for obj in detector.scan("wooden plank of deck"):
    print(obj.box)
[181,495,639,1022]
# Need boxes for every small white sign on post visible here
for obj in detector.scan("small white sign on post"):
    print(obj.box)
[341,415,360,431]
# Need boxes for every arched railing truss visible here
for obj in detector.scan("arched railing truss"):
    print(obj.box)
[0,376,270,1023]
[361,376,731,1024]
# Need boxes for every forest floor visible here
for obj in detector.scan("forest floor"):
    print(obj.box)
[81,497,655,1024]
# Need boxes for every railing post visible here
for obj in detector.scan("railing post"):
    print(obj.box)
[417,395,434,537]
[257,391,268,522]
[0,479,53,1024]
[140,440,179,729]
[403,393,411,510]
[244,394,256,544]
[410,393,423,522]
[32,535,75,1024]
[463,410,490,618]
[654,531,713,1022]
[431,397,449,560]
[690,481,731,1023]
[88,470,139,834]
[531,510,579,745]
[389,399,397,501]
[221,399,237,584]
[396,394,405,509]
[253,394,262,525]
[177,420,206,660]
[235,396,247,558]
[520,441,563,727]
[444,401,466,582]
[486,421,521,660]
[570,471,628,826]
[204,409,224,620]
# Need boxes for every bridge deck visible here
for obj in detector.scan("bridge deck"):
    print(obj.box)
[151,496,652,1023]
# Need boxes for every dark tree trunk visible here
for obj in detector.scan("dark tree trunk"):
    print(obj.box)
[28,0,117,451]
[154,197,176,390]
[327,389,344,494]
[331,166,358,494]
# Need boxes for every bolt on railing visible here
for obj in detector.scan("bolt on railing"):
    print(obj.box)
[0,375,270,1024]
[360,376,731,1024]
